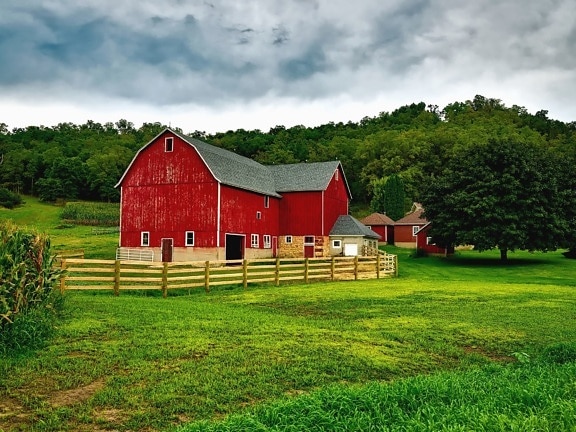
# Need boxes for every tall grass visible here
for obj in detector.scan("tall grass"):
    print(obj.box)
[60,201,119,226]
[0,221,64,353]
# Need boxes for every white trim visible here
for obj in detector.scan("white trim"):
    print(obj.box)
[264,196,270,208]
[285,235,293,244]
[185,231,195,247]
[141,231,150,247]
[256,211,262,220]
[412,226,420,236]
[321,190,325,236]
[165,137,174,152]
[118,187,123,246]
[332,239,342,248]
[251,234,259,248]
[263,234,271,248]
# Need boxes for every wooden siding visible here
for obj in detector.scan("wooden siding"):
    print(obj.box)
[279,191,323,236]
[394,224,424,245]
[120,132,219,248]
[219,185,280,248]
[323,168,350,235]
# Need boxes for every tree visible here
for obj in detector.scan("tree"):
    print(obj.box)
[421,140,567,261]
[370,174,405,220]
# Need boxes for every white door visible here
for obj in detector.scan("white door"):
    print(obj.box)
[344,243,358,256]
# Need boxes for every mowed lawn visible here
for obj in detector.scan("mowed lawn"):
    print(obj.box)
[1,198,575,431]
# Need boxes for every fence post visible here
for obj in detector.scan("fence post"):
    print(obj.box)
[304,258,309,283]
[331,256,335,281]
[275,258,280,287]
[394,255,399,277]
[162,262,168,298]
[376,254,380,279]
[243,259,248,289]
[354,256,359,280]
[59,258,67,294]
[204,261,210,292]
[114,260,121,296]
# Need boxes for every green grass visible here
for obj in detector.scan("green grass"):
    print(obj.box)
[0,196,118,259]
[0,198,575,431]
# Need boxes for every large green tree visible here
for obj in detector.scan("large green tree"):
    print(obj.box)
[421,140,568,261]
[370,174,405,220]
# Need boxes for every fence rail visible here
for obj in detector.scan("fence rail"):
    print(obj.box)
[58,254,398,297]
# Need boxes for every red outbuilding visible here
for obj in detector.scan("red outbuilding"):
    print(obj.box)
[360,212,395,244]
[115,128,353,261]
[393,203,427,248]
[415,223,454,256]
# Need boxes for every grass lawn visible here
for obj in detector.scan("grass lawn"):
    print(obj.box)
[1,198,575,431]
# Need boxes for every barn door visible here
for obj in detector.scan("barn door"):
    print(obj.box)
[161,238,173,262]
[304,235,315,258]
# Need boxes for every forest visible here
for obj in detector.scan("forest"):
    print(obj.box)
[0,95,575,210]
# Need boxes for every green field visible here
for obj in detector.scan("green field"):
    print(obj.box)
[1,199,575,431]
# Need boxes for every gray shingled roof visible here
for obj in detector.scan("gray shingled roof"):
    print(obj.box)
[267,161,342,192]
[117,128,351,198]
[329,215,381,239]
[175,131,281,197]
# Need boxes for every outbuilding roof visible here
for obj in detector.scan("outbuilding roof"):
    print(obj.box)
[329,215,381,239]
[361,212,396,226]
[395,207,427,225]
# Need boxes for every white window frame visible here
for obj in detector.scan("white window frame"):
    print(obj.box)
[332,239,342,248]
[412,226,420,236]
[285,235,293,244]
[264,196,270,208]
[251,234,259,248]
[185,231,195,247]
[165,137,174,152]
[141,231,150,247]
[263,234,271,249]
[426,236,434,245]
[304,235,315,245]
[256,211,262,220]
[335,169,339,181]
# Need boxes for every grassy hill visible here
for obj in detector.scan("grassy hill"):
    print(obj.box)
[0,198,575,431]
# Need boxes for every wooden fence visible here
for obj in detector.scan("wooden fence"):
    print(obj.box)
[58,254,398,297]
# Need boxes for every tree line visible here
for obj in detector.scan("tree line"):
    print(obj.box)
[1,95,575,210]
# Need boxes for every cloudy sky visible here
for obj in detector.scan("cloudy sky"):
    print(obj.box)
[1,0,575,133]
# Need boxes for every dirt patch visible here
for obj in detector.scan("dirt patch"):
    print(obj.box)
[463,346,515,363]
[0,396,31,431]
[49,378,106,407]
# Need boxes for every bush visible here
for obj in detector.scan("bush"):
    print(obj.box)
[0,221,64,353]
[0,187,22,209]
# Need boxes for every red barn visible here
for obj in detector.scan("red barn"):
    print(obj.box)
[393,203,427,248]
[415,223,454,256]
[360,213,395,244]
[116,128,352,261]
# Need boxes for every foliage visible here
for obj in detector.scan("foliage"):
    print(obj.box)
[61,201,120,226]
[0,221,63,352]
[0,187,22,209]
[420,140,569,261]
[371,174,405,220]
[540,343,576,365]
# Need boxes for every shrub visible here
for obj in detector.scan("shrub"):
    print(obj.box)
[0,187,22,209]
[0,221,64,352]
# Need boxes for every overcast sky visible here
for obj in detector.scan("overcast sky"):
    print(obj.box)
[1,0,575,133]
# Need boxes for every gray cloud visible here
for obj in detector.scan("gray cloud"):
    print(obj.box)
[0,0,575,123]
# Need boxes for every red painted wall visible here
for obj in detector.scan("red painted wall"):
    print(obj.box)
[120,132,218,248]
[368,225,387,242]
[394,225,424,244]
[279,191,322,236]
[219,185,280,248]
[416,226,450,255]
[323,168,350,235]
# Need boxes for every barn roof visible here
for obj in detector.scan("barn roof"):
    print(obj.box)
[361,212,396,226]
[267,161,351,197]
[173,130,281,198]
[329,215,381,239]
[117,128,351,199]
[395,207,427,225]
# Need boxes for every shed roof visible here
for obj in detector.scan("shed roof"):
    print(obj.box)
[361,212,396,226]
[395,208,427,225]
[329,215,381,239]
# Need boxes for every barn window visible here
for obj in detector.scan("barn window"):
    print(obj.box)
[304,236,315,245]
[165,137,174,152]
[285,235,292,244]
[412,226,420,236]
[426,237,434,245]
[335,169,339,181]
[264,196,269,208]
[251,234,259,248]
[185,231,195,247]
[141,231,150,247]
[263,235,271,248]
[332,240,342,248]
[256,211,262,220]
